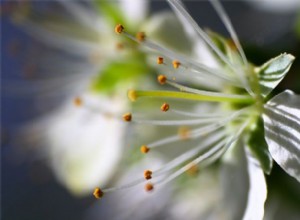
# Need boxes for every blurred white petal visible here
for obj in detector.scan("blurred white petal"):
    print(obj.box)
[28,92,128,196]
[220,140,267,220]
[120,0,149,26]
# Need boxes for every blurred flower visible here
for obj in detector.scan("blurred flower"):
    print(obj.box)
[98,0,300,219]
[10,0,197,197]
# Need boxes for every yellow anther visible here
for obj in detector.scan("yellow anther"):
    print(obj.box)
[144,182,154,192]
[122,113,132,122]
[128,89,137,101]
[93,187,104,199]
[157,75,167,85]
[172,60,181,69]
[73,97,82,107]
[161,102,170,112]
[136,32,146,42]
[144,170,153,180]
[178,126,191,140]
[157,56,164,64]
[186,163,199,176]
[140,145,150,154]
[116,42,124,50]
[115,24,124,34]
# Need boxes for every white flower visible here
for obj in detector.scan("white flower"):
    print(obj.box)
[97,0,300,219]
[14,0,195,196]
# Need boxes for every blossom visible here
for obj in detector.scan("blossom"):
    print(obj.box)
[97,0,300,219]
[11,0,188,196]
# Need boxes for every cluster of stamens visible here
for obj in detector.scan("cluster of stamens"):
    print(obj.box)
[93,0,259,198]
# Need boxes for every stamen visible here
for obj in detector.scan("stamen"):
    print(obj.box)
[157,56,164,64]
[154,138,226,186]
[123,113,132,122]
[172,60,181,69]
[161,102,170,112]
[73,96,82,106]
[130,90,254,104]
[154,132,225,176]
[145,107,250,149]
[209,0,248,66]
[157,75,167,85]
[144,182,154,192]
[186,163,199,176]
[140,145,150,154]
[136,32,146,42]
[144,170,153,180]
[122,28,240,87]
[128,89,137,101]
[93,187,104,199]
[166,81,253,104]
[115,24,124,34]
[178,126,191,140]
[115,42,124,50]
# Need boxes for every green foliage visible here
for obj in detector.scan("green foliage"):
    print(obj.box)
[90,54,150,94]
[95,0,126,26]
[248,117,273,174]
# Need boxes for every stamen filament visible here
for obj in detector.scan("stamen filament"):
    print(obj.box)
[130,90,254,104]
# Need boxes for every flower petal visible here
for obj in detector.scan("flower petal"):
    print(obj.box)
[256,53,295,97]
[220,140,267,220]
[263,90,300,182]
[119,0,149,26]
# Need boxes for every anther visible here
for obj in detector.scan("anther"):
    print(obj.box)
[116,42,124,50]
[178,126,191,140]
[172,60,181,69]
[144,182,154,192]
[115,24,124,34]
[128,89,137,101]
[136,32,146,42]
[74,97,82,107]
[140,145,150,154]
[122,113,132,122]
[186,163,199,176]
[157,75,167,85]
[161,103,170,112]
[157,56,164,64]
[144,170,153,180]
[93,187,104,199]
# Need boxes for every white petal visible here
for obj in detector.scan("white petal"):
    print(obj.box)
[26,93,127,196]
[220,140,267,220]
[142,12,193,54]
[243,149,267,220]
[263,90,300,182]
[119,0,149,26]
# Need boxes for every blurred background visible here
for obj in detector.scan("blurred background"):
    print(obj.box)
[1,1,300,220]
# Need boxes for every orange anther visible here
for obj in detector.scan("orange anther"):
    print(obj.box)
[144,170,153,180]
[140,145,150,154]
[115,24,124,34]
[161,103,170,112]
[93,187,104,199]
[144,182,154,192]
[136,32,146,42]
[122,113,132,122]
[157,56,164,64]
[157,75,167,85]
[172,60,181,69]
[74,97,82,107]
